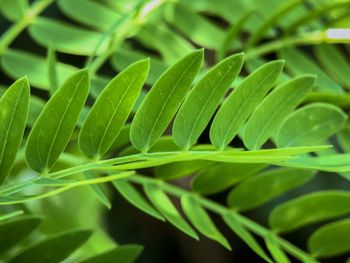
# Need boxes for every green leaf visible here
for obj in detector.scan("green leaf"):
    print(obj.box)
[265,234,291,263]
[136,24,194,64]
[155,160,211,180]
[0,77,30,184]
[144,183,198,240]
[112,180,164,221]
[0,216,41,254]
[166,3,225,49]
[0,0,28,22]
[247,0,301,48]
[279,48,342,93]
[173,53,243,149]
[217,9,254,60]
[57,0,119,32]
[223,213,272,263]
[79,59,149,159]
[79,245,143,263]
[192,163,265,195]
[227,168,315,211]
[47,43,58,96]
[25,70,90,173]
[84,172,111,209]
[8,229,92,263]
[314,44,350,88]
[243,75,315,150]
[0,210,23,221]
[281,153,350,172]
[210,60,284,149]
[28,18,107,56]
[269,191,350,233]
[111,48,167,85]
[130,50,203,152]
[276,103,347,147]
[308,219,350,258]
[1,49,108,95]
[181,194,231,249]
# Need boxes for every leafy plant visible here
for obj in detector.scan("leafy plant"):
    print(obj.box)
[0,0,350,262]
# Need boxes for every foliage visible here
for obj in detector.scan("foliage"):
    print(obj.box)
[0,0,350,262]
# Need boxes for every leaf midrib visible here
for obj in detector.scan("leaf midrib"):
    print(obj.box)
[219,69,276,147]
[96,66,144,156]
[44,75,85,169]
[250,84,307,149]
[143,57,199,150]
[185,62,236,147]
[0,83,24,167]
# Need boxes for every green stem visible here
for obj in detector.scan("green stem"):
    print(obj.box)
[128,174,318,263]
[0,0,54,55]
[245,29,350,59]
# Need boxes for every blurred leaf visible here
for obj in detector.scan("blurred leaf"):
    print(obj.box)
[265,234,291,263]
[279,48,342,93]
[192,163,265,195]
[223,213,272,262]
[181,194,231,249]
[0,216,41,254]
[269,191,350,233]
[47,44,58,96]
[79,245,143,263]
[227,168,315,211]
[0,0,28,22]
[308,219,350,258]
[155,160,211,180]
[276,103,347,147]
[29,18,107,56]
[8,229,92,263]
[112,180,164,221]
[144,183,198,240]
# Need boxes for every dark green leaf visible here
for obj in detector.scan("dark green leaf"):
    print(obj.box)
[276,103,347,147]
[25,70,89,173]
[79,59,149,159]
[144,183,198,240]
[210,60,284,149]
[223,213,272,262]
[0,216,41,254]
[112,180,164,221]
[192,163,265,195]
[9,229,92,263]
[0,77,30,184]
[181,195,231,249]
[173,53,243,149]
[243,75,315,150]
[308,219,350,258]
[79,245,143,263]
[130,50,203,151]
[269,191,350,233]
[228,168,315,211]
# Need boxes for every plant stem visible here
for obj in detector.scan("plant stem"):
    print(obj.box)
[128,174,318,263]
[0,0,54,55]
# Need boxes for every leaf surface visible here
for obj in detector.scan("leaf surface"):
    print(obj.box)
[210,60,284,149]
[25,70,89,172]
[173,53,243,149]
[130,50,203,151]
[0,77,30,184]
